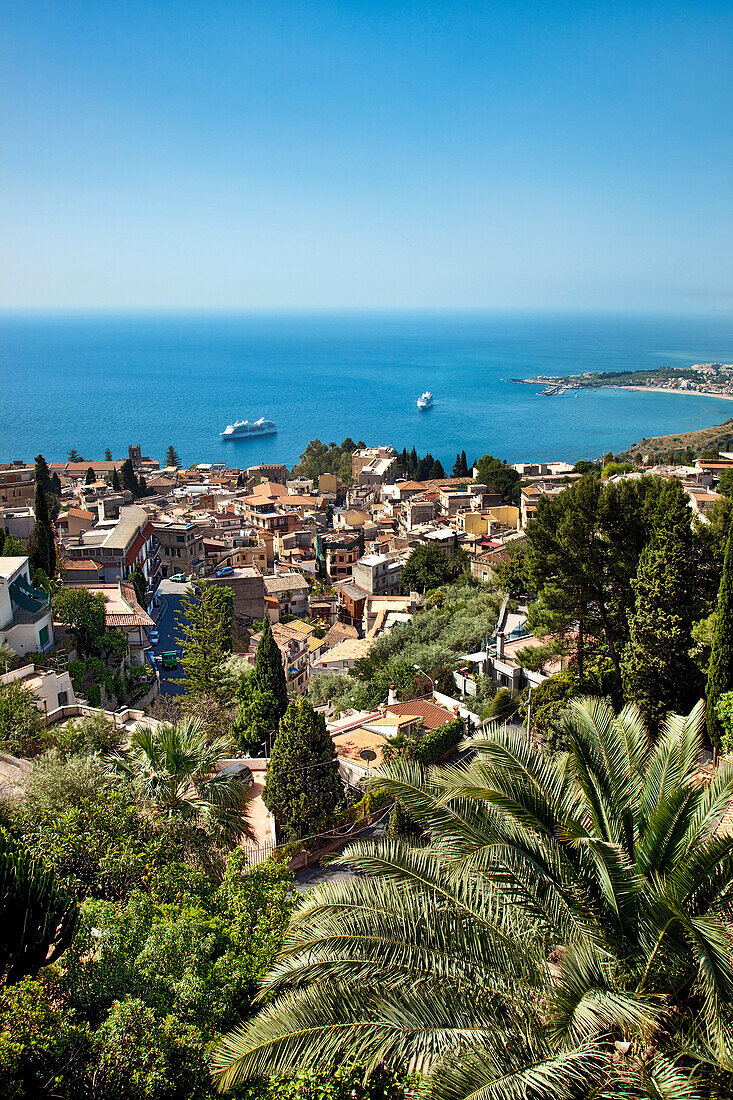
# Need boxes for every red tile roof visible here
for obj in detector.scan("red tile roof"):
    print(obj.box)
[385,698,456,730]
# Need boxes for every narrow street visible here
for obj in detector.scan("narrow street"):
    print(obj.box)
[152,578,190,695]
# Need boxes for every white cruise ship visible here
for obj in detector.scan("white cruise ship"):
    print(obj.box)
[220,417,277,438]
[417,390,433,409]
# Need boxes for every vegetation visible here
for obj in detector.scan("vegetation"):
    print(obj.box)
[129,560,147,607]
[706,523,733,750]
[289,438,361,485]
[253,617,289,719]
[618,416,733,463]
[381,716,464,766]
[1,534,26,556]
[215,698,733,1099]
[30,483,56,579]
[475,453,521,503]
[177,580,234,698]
[397,446,447,481]
[165,444,180,466]
[0,681,47,756]
[401,541,467,593]
[263,696,342,840]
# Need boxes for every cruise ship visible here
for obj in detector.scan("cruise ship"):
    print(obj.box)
[417,391,433,409]
[220,417,277,438]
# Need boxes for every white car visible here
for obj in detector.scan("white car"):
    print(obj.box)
[148,629,159,646]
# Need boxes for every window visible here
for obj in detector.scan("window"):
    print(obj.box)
[176,535,185,543]
[39,625,49,648]
[57,691,68,706]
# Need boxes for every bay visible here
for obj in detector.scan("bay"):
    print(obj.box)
[2,311,733,469]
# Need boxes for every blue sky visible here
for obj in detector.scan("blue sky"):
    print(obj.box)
[2,1,732,311]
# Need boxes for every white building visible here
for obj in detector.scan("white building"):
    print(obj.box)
[0,557,55,657]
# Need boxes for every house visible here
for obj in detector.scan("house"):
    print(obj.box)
[0,505,35,545]
[61,505,162,610]
[57,506,96,538]
[351,446,397,484]
[250,621,310,694]
[352,553,403,596]
[1,662,76,715]
[336,579,368,630]
[63,581,155,665]
[315,529,365,583]
[263,572,310,616]
[311,635,374,674]
[153,518,205,577]
[208,566,266,621]
[520,483,565,527]
[246,463,288,484]
[0,557,54,656]
[0,465,35,507]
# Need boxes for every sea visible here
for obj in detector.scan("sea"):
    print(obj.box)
[2,311,733,470]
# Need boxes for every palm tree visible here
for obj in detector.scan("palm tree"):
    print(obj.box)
[213,698,733,1098]
[109,717,253,842]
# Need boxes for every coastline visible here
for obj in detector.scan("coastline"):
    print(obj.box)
[600,384,733,403]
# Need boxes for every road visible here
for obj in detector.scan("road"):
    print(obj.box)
[294,815,388,893]
[152,578,191,695]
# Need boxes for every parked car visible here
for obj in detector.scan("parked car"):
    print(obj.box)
[161,651,178,670]
[148,629,159,646]
[218,761,254,788]
[169,573,186,583]
[215,565,234,577]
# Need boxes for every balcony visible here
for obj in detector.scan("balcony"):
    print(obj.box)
[9,574,51,625]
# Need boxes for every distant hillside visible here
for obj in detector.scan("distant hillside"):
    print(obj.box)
[618,417,733,462]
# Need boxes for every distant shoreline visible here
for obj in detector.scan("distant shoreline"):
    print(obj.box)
[605,384,733,403]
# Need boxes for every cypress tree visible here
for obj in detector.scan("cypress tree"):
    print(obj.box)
[431,459,445,479]
[30,483,56,578]
[263,696,342,839]
[621,529,696,731]
[129,562,147,608]
[105,448,112,461]
[460,450,468,476]
[120,459,138,497]
[137,474,147,497]
[112,468,121,492]
[452,453,462,476]
[254,617,289,719]
[51,472,62,496]
[707,524,733,749]
[34,454,52,494]
[85,466,96,485]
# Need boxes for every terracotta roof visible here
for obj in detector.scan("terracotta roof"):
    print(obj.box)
[331,727,388,766]
[68,507,95,520]
[62,558,104,571]
[125,531,145,565]
[385,698,456,730]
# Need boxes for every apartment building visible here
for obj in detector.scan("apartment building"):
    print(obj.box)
[153,519,205,577]
[315,529,365,583]
[0,465,35,507]
[61,505,162,610]
[352,553,404,597]
[0,556,54,656]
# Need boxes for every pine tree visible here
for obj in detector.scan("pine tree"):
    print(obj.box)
[263,696,342,839]
[104,448,112,461]
[85,466,96,485]
[67,449,82,463]
[431,459,445,478]
[120,459,138,497]
[176,581,234,698]
[707,523,733,750]
[30,483,56,578]
[165,445,180,467]
[621,529,696,731]
[452,453,462,476]
[51,472,62,496]
[112,468,121,492]
[137,474,147,497]
[129,562,147,608]
[254,618,289,720]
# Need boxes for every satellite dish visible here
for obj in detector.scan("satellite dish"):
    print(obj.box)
[359,748,377,763]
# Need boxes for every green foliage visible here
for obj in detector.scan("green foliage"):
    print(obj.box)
[254,618,289,720]
[165,444,180,467]
[109,717,251,843]
[621,523,698,731]
[120,458,139,497]
[485,685,519,719]
[214,699,733,1099]
[1,534,26,556]
[523,668,579,751]
[707,523,733,749]
[717,468,733,497]
[0,680,47,757]
[129,561,147,607]
[401,542,454,593]
[50,711,123,758]
[0,831,79,985]
[0,976,90,1098]
[232,671,280,755]
[30,483,56,578]
[382,717,464,766]
[111,467,121,491]
[177,581,233,698]
[715,691,733,754]
[85,466,96,484]
[289,438,358,485]
[54,587,107,659]
[572,459,597,473]
[264,697,342,840]
[475,453,521,503]
[601,460,634,478]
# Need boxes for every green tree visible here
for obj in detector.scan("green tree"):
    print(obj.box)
[165,445,180,467]
[0,641,15,673]
[109,717,252,841]
[254,618,289,720]
[431,459,445,479]
[232,671,280,755]
[718,468,733,497]
[401,542,452,593]
[215,698,733,1099]
[129,561,147,607]
[105,447,112,461]
[176,581,233,697]
[0,680,47,756]
[54,587,107,659]
[622,524,698,731]
[111,467,121,491]
[85,466,96,485]
[67,448,82,462]
[120,458,139,497]
[1,534,26,556]
[33,453,53,494]
[30,482,56,578]
[263,697,342,840]
[706,522,733,749]
[475,453,521,503]
[0,832,78,985]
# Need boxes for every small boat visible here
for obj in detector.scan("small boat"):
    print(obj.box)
[417,391,433,410]
[220,417,277,438]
